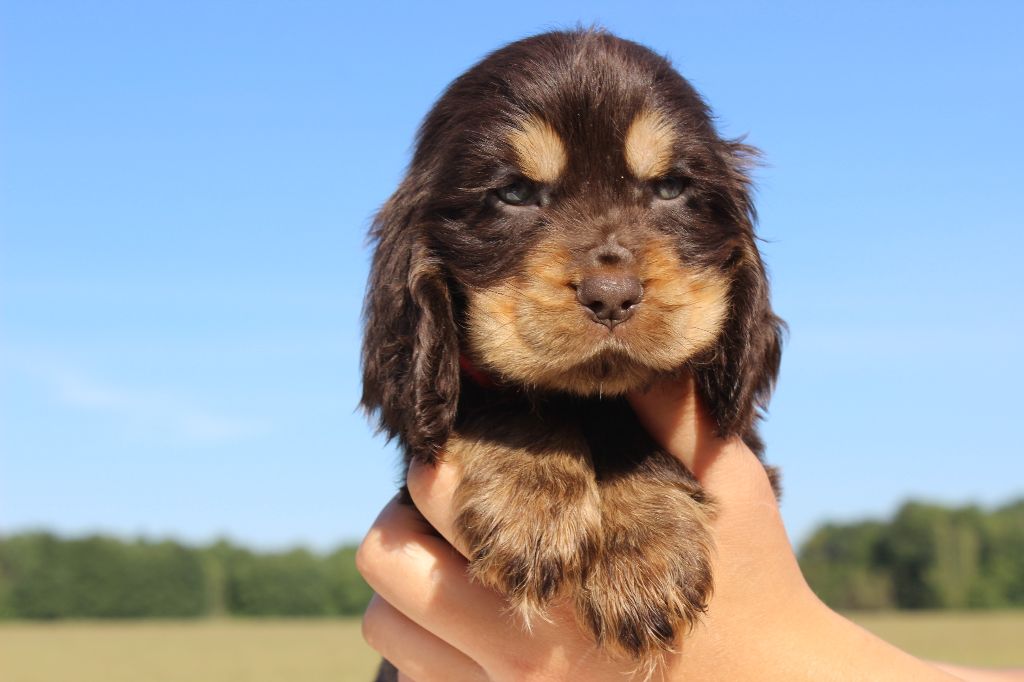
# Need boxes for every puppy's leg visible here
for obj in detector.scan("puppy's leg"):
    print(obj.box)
[579,448,714,665]
[448,414,601,623]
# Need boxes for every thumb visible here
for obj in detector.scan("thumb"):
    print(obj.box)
[628,375,773,506]
[627,374,721,481]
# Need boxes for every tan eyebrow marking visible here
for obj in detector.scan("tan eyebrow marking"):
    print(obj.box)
[624,109,676,179]
[507,116,567,183]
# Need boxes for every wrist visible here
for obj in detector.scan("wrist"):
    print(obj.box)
[764,596,959,681]
[665,575,956,681]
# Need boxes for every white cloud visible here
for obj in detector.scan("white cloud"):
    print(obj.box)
[5,351,266,445]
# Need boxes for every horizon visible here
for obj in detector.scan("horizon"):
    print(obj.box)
[4,493,1024,555]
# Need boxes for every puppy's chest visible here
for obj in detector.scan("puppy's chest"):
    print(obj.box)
[447,389,663,478]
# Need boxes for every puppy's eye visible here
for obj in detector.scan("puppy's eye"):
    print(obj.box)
[495,179,538,206]
[652,176,688,200]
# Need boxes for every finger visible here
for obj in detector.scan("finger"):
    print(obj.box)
[628,376,775,503]
[362,594,488,682]
[627,374,713,474]
[406,457,472,558]
[356,496,521,658]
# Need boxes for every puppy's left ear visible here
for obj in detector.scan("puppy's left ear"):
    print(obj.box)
[694,141,785,455]
[361,175,460,463]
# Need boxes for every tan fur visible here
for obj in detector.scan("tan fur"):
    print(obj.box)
[624,109,677,180]
[507,116,568,182]
[579,459,713,666]
[465,234,729,396]
[446,405,715,671]
[446,413,602,624]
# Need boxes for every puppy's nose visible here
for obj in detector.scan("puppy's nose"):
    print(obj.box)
[576,274,643,328]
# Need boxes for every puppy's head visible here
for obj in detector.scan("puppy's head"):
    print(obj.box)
[363,29,783,459]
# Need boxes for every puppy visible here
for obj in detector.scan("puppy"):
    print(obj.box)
[362,28,783,672]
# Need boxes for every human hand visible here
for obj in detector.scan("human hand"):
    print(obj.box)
[357,377,958,681]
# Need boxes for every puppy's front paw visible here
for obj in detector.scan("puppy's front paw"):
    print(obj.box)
[578,532,712,661]
[454,475,601,624]
[578,466,714,665]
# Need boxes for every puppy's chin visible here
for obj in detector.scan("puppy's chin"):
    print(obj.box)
[525,348,663,397]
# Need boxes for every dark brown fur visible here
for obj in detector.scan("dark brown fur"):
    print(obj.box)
[362,29,783,674]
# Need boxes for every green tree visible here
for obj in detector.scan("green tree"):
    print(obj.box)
[0,533,206,618]
[800,521,893,609]
[0,533,73,618]
[225,548,333,616]
[325,545,373,615]
[975,500,1024,607]
[875,502,946,608]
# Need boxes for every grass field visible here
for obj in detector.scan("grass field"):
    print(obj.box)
[0,620,381,682]
[1,613,1021,681]
[849,610,1024,667]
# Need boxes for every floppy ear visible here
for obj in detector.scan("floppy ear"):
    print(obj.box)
[693,141,784,456]
[361,176,460,464]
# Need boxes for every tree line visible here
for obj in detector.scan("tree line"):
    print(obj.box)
[1,497,1021,618]
[800,498,1024,609]
[0,534,371,619]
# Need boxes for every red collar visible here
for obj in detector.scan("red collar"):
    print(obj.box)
[459,354,496,388]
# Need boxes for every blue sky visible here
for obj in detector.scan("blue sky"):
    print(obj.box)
[2,1,1022,551]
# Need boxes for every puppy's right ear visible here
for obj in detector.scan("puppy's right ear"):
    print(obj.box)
[361,176,459,463]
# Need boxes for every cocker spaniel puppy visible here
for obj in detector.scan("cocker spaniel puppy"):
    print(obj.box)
[362,28,783,669]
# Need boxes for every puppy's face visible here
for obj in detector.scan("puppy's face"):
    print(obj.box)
[416,34,754,396]
[463,111,731,396]
[363,30,780,457]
